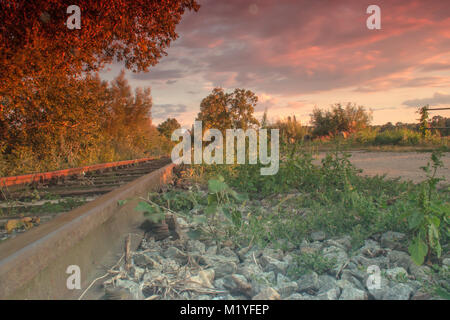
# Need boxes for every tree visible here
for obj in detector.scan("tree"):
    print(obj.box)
[157,118,181,139]
[430,115,450,136]
[0,1,199,78]
[0,1,199,174]
[311,103,372,137]
[196,88,259,132]
[104,70,153,152]
[0,0,199,150]
[417,105,431,138]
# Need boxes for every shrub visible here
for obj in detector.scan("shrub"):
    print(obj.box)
[374,128,421,146]
[311,103,372,137]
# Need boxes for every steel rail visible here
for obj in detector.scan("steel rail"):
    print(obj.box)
[0,157,159,187]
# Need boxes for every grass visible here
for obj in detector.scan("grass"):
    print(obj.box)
[139,146,449,296]
[0,196,87,217]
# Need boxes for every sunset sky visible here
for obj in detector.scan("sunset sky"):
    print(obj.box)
[102,0,450,127]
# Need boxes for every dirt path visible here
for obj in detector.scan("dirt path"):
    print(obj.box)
[316,151,450,183]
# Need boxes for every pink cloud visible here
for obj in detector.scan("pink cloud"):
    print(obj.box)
[153,0,450,95]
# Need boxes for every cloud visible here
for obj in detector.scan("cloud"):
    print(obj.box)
[132,69,184,81]
[403,92,450,107]
[152,104,188,119]
[161,0,450,95]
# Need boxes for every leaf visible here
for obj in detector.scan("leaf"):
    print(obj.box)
[187,229,203,240]
[5,219,20,233]
[435,287,450,300]
[428,215,440,228]
[117,199,128,206]
[408,237,428,265]
[207,193,218,206]
[134,201,158,214]
[208,178,228,194]
[192,215,207,225]
[205,203,218,216]
[407,211,424,230]
[231,209,242,228]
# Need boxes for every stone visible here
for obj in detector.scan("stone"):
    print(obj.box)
[359,240,385,258]
[316,288,340,300]
[104,287,136,300]
[322,246,347,275]
[387,250,413,269]
[114,279,144,300]
[214,278,226,290]
[411,290,432,300]
[189,269,215,289]
[382,283,413,300]
[332,236,353,251]
[250,272,276,296]
[443,258,450,267]
[339,286,368,300]
[129,266,145,281]
[340,270,365,291]
[297,272,319,294]
[202,255,238,278]
[324,239,350,251]
[186,240,206,254]
[252,287,281,300]
[311,231,326,241]
[223,274,252,297]
[276,274,298,297]
[219,247,240,263]
[260,255,288,275]
[164,246,188,265]
[380,231,406,250]
[285,293,305,300]
[385,267,408,280]
[351,254,389,269]
[318,275,338,293]
[213,294,235,300]
[238,264,262,281]
[408,264,431,281]
[366,277,390,300]
[142,269,163,283]
[299,241,323,254]
[176,217,189,228]
[282,254,294,265]
[261,248,284,260]
[133,253,160,269]
[206,245,218,255]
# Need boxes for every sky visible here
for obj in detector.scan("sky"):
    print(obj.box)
[101,0,450,127]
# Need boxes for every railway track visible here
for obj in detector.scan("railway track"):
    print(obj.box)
[0,157,176,299]
[0,157,171,241]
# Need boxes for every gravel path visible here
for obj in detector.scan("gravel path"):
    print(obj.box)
[316,151,450,183]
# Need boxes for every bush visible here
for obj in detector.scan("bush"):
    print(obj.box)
[311,103,372,138]
[374,128,421,146]
[268,116,309,144]
[353,127,378,145]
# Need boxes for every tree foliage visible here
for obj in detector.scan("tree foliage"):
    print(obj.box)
[196,88,260,132]
[417,105,431,138]
[0,0,198,175]
[0,71,169,176]
[157,118,181,139]
[311,103,372,137]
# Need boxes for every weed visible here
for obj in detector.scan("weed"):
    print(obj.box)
[287,252,336,277]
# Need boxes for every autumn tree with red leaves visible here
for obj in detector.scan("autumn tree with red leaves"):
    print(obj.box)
[0,0,199,175]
